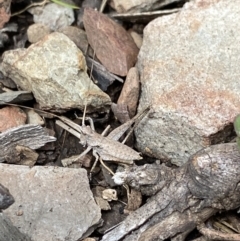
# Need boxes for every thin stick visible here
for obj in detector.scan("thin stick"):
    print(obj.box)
[2,103,58,118]
[82,104,87,126]
[11,0,49,17]
[55,120,81,139]
[99,0,108,13]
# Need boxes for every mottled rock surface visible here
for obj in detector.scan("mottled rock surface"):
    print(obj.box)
[135,0,240,166]
[83,8,139,76]
[0,213,31,241]
[0,32,111,112]
[58,26,88,53]
[0,106,26,132]
[27,23,51,43]
[0,0,11,28]
[0,164,101,241]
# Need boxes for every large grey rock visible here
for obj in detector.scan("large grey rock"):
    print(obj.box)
[0,213,31,241]
[135,0,240,166]
[0,32,111,112]
[0,164,101,241]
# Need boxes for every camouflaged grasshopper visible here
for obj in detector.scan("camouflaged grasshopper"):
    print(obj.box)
[56,106,150,174]
[4,102,148,175]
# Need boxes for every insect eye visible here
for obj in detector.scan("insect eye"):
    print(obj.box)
[128,179,133,185]
[129,179,137,187]
[79,139,86,146]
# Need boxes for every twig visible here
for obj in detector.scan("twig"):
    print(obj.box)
[198,223,240,240]
[11,0,49,17]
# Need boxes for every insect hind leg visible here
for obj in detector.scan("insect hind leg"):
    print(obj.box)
[90,151,115,178]
[62,146,92,167]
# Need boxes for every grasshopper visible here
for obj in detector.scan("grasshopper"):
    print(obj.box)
[56,105,150,174]
[3,100,149,175]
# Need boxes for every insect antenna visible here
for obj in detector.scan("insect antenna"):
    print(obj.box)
[81,45,96,127]
[82,103,87,126]
[82,7,102,127]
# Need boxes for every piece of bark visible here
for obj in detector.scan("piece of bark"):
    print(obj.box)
[103,143,240,240]
[0,124,56,163]
[111,103,130,124]
[198,223,240,241]
[109,0,183,13]
[117,67,140,118]
[111,67,140,123]
[124,188,142,213]
[83,8,139,76]
[122,208,217,241]
[77,0,102,28]
[110,9,180,23]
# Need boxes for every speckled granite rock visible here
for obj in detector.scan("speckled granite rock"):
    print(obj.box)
[135,0,240,166]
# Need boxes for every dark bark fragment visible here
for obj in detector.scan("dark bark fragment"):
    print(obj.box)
[0,124,56,163]
[103,143,240,241]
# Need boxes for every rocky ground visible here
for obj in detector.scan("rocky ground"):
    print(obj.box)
[1,0,240,240]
